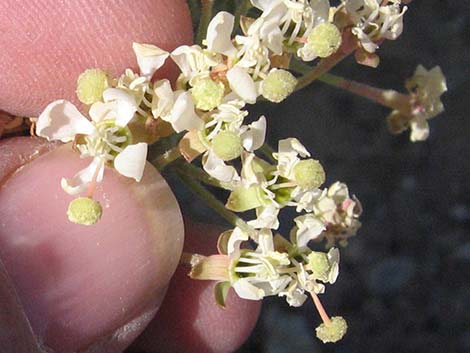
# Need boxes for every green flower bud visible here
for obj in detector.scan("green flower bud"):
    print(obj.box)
[307,251,329,280]
[76,69,109,104]
[212,131,243,161]
[67,197,103,226]
[307,23,342,58]
[316,316,348,343]
[191,78,225,111]
[293,159,325,189]
[261,69,297,103]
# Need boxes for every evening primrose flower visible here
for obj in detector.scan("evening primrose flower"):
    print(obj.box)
[387,65,447,142]
[36,99,148,195]
[345,0,407,53]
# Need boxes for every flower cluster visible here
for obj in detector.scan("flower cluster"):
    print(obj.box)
[26,0,445,346]
[33,0,374,225]
[189,223,347,343]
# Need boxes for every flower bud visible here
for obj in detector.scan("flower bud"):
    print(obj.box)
[67,197,103,226]
[76,69,109,104]
[261,69,297,103]
[316,316,348,343]
[191,78,225,111]
[307,23,342,58]
[293,159,325,189]
[212,131,243,161]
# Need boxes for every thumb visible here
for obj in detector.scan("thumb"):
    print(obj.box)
[0,137,184,353]
[0,0,193,116]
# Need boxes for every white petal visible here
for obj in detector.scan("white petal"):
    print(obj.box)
[88,101,115,123]
[227,227,249,256]
[294,214,325,248]
[61,157,104,195]
[277,137,310,157]
[132,42,169,78]
[114,143,148,182]
[206,12,237,57]
[226,67,258,104]
[241,115,267,152]
[233,278,265,300]
[203,150,240,183]
[410,118,429,142]
[152,79,175,119]
[247,206,280,229]
[36,100,95,142]
[250,0,278,12]
[257,229,275,253]
[169,91,204,132]
[102,88,138,127]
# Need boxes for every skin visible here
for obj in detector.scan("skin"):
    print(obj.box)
[0,1,260,352]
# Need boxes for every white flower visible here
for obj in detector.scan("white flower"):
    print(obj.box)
[171,45,221,86]
[292,213,326,248]
[229,228,292,300]
[202,116,267,182]
[152,79,204,133]
[273,137,311,180]
[406,65,447,142]
[312,182,362,247]
[345,0,407,53]
[36,100,148,195]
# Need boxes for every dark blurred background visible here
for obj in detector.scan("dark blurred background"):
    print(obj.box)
[172,1,470,352]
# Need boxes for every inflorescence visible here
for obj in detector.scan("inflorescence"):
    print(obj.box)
[29,0,446,344]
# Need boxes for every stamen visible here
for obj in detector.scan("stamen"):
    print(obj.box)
[86,161,102,199]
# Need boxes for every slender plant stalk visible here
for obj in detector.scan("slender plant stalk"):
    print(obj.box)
[175,166,253,234]
[291,60,410,111]
[196,0,215,45]
[152,146,182,171]
[260,143,276,163]
[234,0,253,33]
[295,42,356,91]
[176,160,233,190]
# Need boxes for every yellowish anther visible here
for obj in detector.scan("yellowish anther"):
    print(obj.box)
[293,159,325,189]
[261,69,297,103]
[307,23,342,58]
[316,316,348,343]
[76,69,109,105]
[67,197,103,226]
[306,251,329,279]
[191,78,225,111]
[212,131,243,161]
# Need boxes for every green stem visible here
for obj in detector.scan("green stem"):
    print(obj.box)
[176,160,233,190]
[152,146,182,171]
[195,0,214,45]
[291,60,410,111]
[234,0,253,33]
[295,42,355,91]
[260,143,276,163]
[175,166,253,234]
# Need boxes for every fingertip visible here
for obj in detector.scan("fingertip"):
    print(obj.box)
[0,0,193,116]
[131,223,261,353]
[0,139,184,352]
